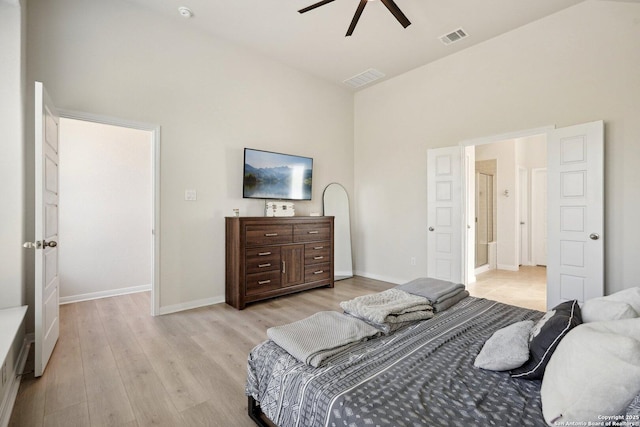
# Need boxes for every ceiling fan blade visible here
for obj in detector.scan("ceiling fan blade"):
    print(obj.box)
[346,0,368,36]
[379,0,411,28]
[298,0,336,14]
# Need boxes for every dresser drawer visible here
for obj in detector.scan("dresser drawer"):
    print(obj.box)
[245,225,292,247]
[245,271,281,296]
[304,243,331,265]
[246,247,281,274]
[304,263,331,282]
[293,222,331,243]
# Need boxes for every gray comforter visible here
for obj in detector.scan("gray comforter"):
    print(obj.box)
[247,297,546,427]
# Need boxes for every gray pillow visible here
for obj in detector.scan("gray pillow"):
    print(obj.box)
[474,320,534,371]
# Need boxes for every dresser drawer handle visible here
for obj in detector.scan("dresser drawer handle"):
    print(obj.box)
[258,252,272,256]
[313,256,324,260]
[313,270,324,275]
[313,246,324,250]
[258,280,271,285]
[258,263,271,268]
[265,233,278,237]
[308,230,319,234]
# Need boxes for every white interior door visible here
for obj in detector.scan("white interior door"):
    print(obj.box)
[33,81,60,377]
[547,121,604,309]
[531,168,547,266]
[427,146,463,283]
[518,166,529,266]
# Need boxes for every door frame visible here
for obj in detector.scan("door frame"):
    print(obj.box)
[531,167,547,266]
[518,166,529,266]
[459,125,553,285]
[59,109,161,316]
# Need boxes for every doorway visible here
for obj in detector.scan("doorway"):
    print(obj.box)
[462,127,549,307]
[57,112,161,315]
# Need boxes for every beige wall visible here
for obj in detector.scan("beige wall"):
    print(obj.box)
[354,0,640,294]
[25,0,354,315]
[476,141,517,270]
[0,0,26,416]
[0,1,25,309]
[58,119,152,301]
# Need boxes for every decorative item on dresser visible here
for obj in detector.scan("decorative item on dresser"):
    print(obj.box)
[225,216,334,309]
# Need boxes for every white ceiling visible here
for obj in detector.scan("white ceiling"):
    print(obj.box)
[123,0,585,89]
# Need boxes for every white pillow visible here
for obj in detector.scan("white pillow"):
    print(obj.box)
[582,287,640,323]
[474,320,533,371]
[541,318,640,425]
[582,299,637,323]
[602,287,640,314]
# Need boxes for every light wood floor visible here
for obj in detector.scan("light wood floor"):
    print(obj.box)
[9,273,545,427]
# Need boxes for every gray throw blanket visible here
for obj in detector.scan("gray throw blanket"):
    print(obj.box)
[340,289,433,324]
[433,290,470,312]
[396,277,465,303]
[267,311,379,367]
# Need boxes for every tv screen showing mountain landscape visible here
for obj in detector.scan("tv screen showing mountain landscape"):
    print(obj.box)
[243,148,313,200]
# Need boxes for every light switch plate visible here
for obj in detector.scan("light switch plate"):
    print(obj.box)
[185,189,197,201]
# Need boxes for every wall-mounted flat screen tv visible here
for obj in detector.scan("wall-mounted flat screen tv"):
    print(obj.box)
[243,148,313,200]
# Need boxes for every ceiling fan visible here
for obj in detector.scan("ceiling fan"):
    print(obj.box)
[298,0,411,37]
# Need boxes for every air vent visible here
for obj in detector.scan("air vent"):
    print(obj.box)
[439,28,468,45]
[343,68,385,89]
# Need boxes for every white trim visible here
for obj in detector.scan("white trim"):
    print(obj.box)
[57,109,161,316]
[497,264,520,272]
[518,166,529,266]
[353,270,405,286]
[459,126,555,147]
[0,307,27,368]
[59,285,151,305]
[158,296,225,315]
[531,167,548,267]
[0,338,30,427]
[334,270,354,278]
[474,264,491,275]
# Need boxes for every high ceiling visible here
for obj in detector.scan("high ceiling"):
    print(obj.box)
[123,0,585,89]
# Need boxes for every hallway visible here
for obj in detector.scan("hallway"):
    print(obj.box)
[467,266,546,311]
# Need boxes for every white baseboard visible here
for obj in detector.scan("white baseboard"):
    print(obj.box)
[497,264,520,272]
[60,284,151,305]
[474,264,492,275]
[158,296,225,315]
[334,270,354,278]
[0,338,31,427]
[353,270,405,286]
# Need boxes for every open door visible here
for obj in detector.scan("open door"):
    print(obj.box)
[427,146,464,283]
[546,121,604,309]
[24,82,60,377]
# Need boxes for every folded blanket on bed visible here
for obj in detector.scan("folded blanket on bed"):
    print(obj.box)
[267,311,380,367]
[433,290,470,312]
[344,312,419,334]
[340,288,433,325]
[396,277,465,303]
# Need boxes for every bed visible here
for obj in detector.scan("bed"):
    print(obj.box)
[246,296,548,427]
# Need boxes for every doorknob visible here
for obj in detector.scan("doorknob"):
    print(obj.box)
[43,240,58,248]
[23,241,42,249]
[589,233,600,240]
[428,227,434,232]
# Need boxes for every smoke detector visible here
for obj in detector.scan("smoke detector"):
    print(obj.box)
[178,7,194,18]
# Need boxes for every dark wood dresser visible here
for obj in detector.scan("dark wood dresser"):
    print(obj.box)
[225,216,334,309]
